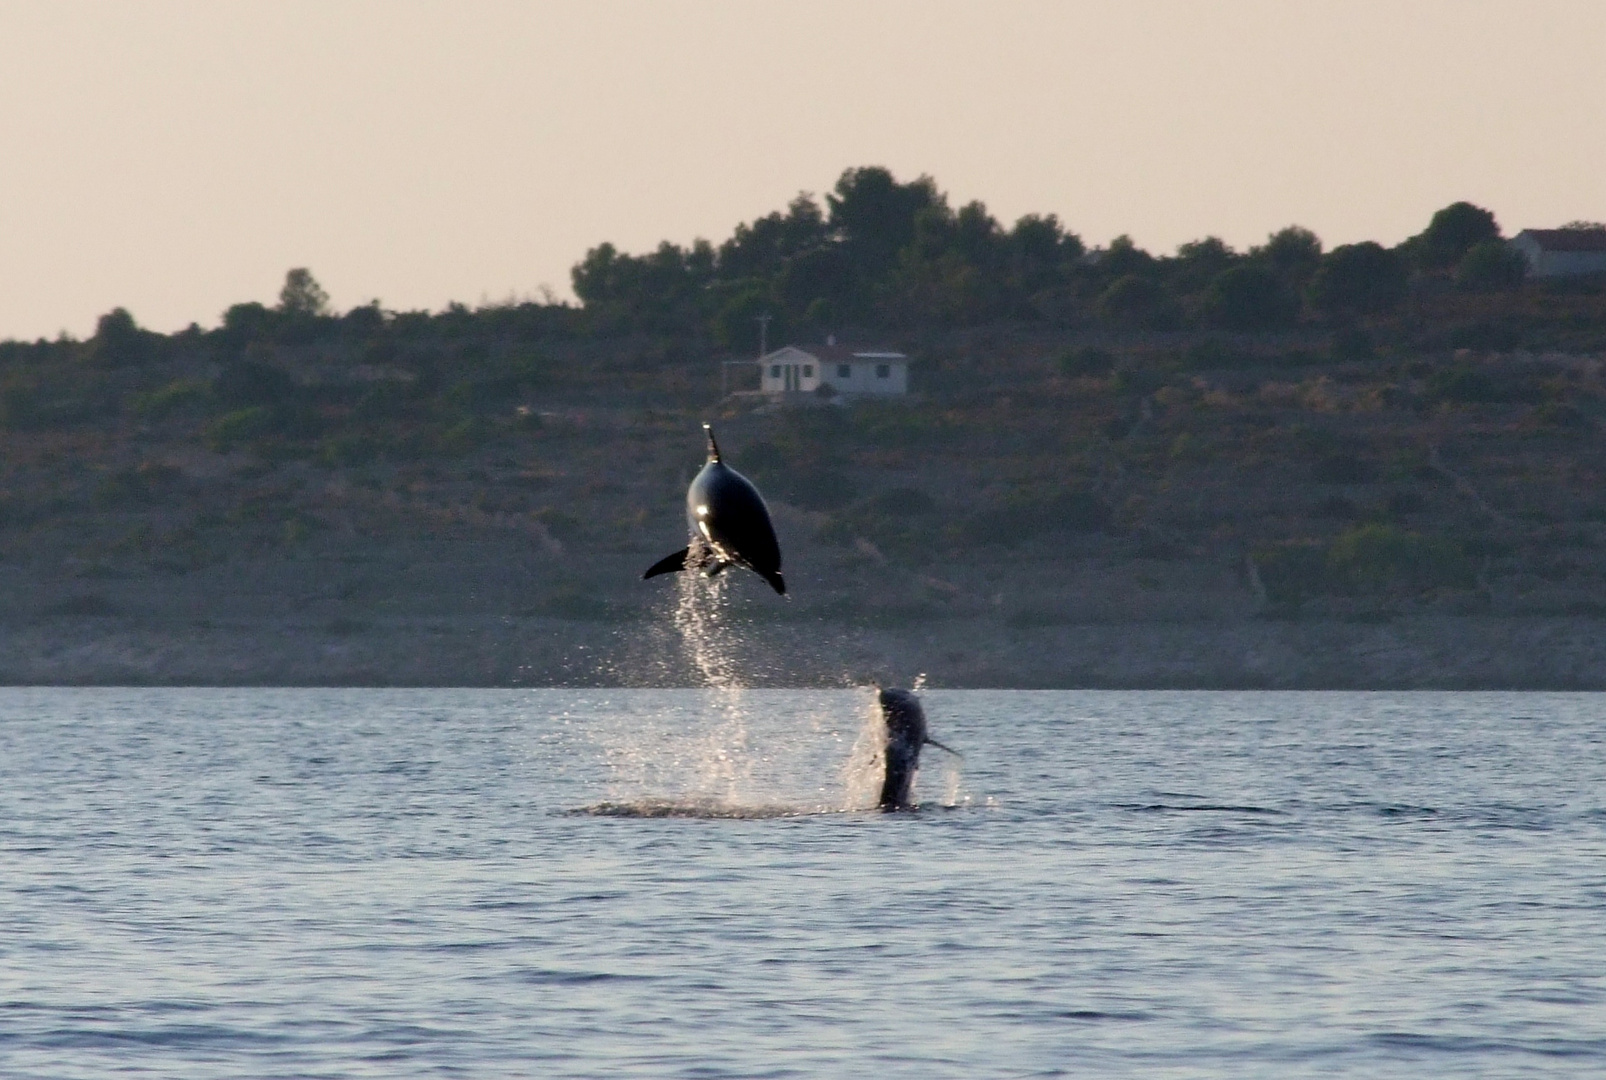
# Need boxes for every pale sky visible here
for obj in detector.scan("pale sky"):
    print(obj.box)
[1,0,1602,340]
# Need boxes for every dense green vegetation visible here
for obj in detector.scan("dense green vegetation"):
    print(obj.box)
[571,168,1603,346]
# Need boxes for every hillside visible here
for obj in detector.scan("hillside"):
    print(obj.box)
[5,171,1606,686]
[3,286,1606,685]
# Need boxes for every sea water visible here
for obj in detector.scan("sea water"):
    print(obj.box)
[2,687,1604,1078]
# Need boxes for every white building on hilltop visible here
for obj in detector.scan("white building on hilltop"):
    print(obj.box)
[1509,228,1606,278]
[757,343,909,396]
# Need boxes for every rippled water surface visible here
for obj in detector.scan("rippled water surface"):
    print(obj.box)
[3,688,1605,1078]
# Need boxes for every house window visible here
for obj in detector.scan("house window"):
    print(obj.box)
[803,365,813,377]
[837,364,851,378]
[876,364,890,378]
[770,365,781,378]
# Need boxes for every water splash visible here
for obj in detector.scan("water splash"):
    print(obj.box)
[842,690,886,810]
[672,547,739,689]
[598,562,961,813]
[839,686,969,810]
[671,558,753,801]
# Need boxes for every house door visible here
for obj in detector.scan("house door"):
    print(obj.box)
[785,364,799,391]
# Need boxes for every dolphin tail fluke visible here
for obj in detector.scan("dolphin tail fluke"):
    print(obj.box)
[924,737,961,757]
[703,423,722,463]
[760,570,786,595]
[643,547,689,580]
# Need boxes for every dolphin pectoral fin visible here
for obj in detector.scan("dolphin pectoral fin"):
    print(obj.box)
[705,560,730,578]
[924,737,961,757]
[760,570,786,595]
[643,547,689,580]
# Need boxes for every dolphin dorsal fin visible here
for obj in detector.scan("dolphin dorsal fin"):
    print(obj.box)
[703,423,722,463]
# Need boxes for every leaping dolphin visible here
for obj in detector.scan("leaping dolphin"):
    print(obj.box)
[878,687,958,810]
[643,425,786,595]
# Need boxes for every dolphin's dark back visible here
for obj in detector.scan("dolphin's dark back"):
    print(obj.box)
[878,688,928,809]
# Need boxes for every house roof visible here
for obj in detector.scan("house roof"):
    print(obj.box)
[1515,228,1606,253]
[759,344,908,364]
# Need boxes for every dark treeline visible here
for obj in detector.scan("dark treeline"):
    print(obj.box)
[572,166,1588,346]
[5,165,1602,374]
[1,164,1602,452]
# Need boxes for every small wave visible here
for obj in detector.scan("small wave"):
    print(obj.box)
[1118,802,1285,815]
[569,799,842,820]
[1368,1031,1606,1058]
[35,1022,290,1049]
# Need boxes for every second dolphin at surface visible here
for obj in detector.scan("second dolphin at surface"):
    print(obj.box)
[878,688,959,810]
[643,424,786,595]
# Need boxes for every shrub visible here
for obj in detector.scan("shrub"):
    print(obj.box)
[1426,365,1540,404]
[437,418,484,456]
[1330,327,1375,363]
[1312,454,1378,484]
[215,360,296,409]
[1456,240,1527,291]
[91,308,157,366]
[1308,242,1408,317]
[1413,202,1500,270]
[1326,524,1473,593]
[953,489,1109,546]
[864,487,936,516]
[1252,543,1328,603]
[1534,402,1590,428]
[319,433,380,467]
[203,407,276,451]
[133,378,210,418]
[1057,346,1114,377]
[1097,274,1178,328]
[774,468,856,511]
[1180,338,1249,370]
[1111,364,1166,397]
[1426,366,1497,402]
[1200,264,1299,330]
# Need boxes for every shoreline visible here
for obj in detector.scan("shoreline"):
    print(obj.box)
[2,613,1602,690]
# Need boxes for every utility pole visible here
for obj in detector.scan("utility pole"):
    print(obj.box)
[755,312,772,359]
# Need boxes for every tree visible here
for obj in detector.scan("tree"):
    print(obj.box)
[1007,213,1083,298]
[1098,235,1155,278]
[219,301,273,346]
[1455,240,1527,291]
[1200,264,1298,330]
[712,286,777,351]
[279,268,330,317]
[825,166,941,278]
[1097,273,1176,328]
[1172,237,1236,291]
[1412,202,1500,270]
[1257,226,1323,288]
[92,307,153,365]
[716,194,827,280]
[1307,242,1408,318]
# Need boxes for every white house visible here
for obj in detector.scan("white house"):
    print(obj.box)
[757,343,909,396]
[1509,228,1606,278]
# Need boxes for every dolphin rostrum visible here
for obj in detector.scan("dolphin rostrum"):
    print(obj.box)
[878,687,959,810]
[643,424,786,595]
